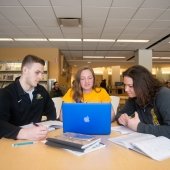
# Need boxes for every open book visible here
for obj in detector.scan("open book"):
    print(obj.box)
[45,132,104,155]
[109,133,170,161]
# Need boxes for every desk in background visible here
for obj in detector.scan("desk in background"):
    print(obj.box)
[0,124,170,170]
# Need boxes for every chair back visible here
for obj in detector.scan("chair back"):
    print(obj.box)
[52,97,63,119]
[110,96,120,115]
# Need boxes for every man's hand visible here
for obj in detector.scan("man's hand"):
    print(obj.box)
[17,125,48,141]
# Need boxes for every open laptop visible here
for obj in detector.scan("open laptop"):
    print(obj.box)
[62,103,112,135]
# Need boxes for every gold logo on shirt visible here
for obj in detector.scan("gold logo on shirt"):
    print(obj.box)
[36,94,43,100]
[151,108,159,125]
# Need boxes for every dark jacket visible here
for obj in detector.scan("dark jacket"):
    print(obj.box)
[50,88,63,98]
[116,87,170,138]
[0,79,56,139]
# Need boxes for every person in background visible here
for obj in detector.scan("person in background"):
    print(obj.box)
[0,55,56,140]
[116,65,170,138]
[100,79,107,90]
[62,66,114,120]
[50,81,63,98]
[165,80,170,88]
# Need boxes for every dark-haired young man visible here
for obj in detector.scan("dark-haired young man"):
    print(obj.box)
[0,55,56,140]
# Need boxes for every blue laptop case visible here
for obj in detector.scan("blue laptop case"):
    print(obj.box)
[62,103,112,135]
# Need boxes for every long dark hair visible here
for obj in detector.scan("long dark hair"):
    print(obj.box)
[72,66,96,102]
[123,65,162,106]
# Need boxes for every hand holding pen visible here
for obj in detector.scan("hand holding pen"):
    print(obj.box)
[17,123,48,141]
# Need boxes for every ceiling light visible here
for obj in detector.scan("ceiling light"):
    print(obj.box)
[83,56,104,59]
[14,38,47,41]
[117,39,149,43]
[49,39,81,42]
[152,57,160,59]
[161,57,170,59]
[58,18,81,27]
[105,56,125,59]
[153,57,170,60]
[83,39,115,42]
[0,38,13,41]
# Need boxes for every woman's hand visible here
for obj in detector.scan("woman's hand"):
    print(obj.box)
[118,112,140,132]
[118,113,129,126]
[126,112,140,131]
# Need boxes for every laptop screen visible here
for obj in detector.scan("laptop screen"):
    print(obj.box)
[62,103,112,135]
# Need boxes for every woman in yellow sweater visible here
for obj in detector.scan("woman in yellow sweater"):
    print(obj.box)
[62,66,114,120]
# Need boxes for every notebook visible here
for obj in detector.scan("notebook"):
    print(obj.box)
[62,103,112,135]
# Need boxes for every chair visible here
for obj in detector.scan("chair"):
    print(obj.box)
[52,97,63,119]
[110,96,120,115]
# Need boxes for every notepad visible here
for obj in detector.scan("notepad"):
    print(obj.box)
[21,120,63,131]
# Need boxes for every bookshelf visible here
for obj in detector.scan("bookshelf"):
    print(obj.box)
[0,61,48,89]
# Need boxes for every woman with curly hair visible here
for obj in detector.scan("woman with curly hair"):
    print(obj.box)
[116,65,170,138]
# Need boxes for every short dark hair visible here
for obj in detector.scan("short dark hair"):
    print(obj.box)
[21,54,45,70]
[53,81,58,86]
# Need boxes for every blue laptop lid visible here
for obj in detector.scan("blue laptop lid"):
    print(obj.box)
[62,103,112,135]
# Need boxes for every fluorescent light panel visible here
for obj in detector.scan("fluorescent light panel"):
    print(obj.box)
[83,56,126,59]
[152,57,170,60]
[117,39,149,43]
[0,38,13,41]
[14,38,47,41]
[49,38,81,42]
[152,57,160,59]
[83,39,115,42]
[105,56,125,59]
[83,56,104,59]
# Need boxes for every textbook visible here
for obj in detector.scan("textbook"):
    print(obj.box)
[63,132,97,141]
[109,133,170,161]
[45,133,103,154]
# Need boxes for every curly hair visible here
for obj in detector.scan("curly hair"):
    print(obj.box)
[123,65,162,106]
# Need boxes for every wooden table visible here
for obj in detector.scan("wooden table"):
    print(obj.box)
[0,126,169,170]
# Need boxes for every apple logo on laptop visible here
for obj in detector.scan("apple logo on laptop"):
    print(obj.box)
[84,116,90,123]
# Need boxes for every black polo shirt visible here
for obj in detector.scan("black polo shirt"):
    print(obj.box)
[0,79,56,139]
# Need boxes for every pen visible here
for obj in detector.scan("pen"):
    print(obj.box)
[12,141,35,147]
[33,123,39,127]
[130,113,135,118]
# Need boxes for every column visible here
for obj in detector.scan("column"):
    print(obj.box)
[111,66,120,86]
[103,67,109,85]
[135,49,152,72]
